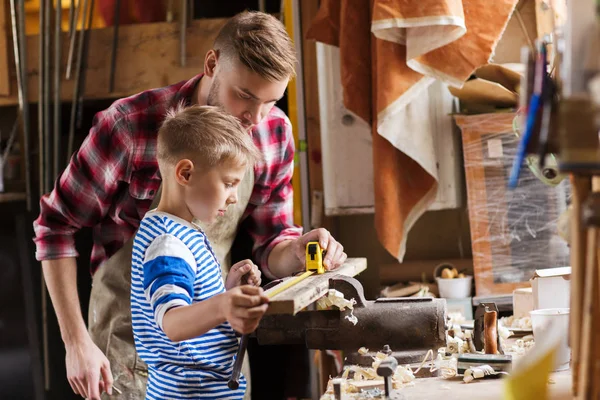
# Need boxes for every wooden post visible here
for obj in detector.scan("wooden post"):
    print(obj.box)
[571,175,591,398]
[299,0,338,393]
[0,1,10,96]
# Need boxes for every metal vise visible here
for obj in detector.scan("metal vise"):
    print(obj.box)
[255,275,447,366]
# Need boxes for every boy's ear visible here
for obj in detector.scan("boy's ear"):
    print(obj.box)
[175,159,194,185]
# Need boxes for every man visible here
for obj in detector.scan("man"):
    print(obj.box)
[33,11,347,400]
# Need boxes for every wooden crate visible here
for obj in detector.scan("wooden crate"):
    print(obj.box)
[455,113,570,296]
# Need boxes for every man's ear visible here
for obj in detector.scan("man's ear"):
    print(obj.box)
[204,49,219,77]
[175,159,194,186]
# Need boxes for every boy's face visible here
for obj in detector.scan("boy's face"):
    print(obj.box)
[206,57,289,130]
[183,159,248,224]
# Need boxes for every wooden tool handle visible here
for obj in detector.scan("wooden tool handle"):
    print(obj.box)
[484,310,499,355]
[228,334,249,390]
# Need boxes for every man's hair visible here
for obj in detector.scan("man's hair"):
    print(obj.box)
[157,104,262,171]
[214,11,297,82]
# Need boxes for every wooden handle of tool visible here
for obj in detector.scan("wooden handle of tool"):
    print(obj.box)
[228,334,249,390]
[484,310,499,355]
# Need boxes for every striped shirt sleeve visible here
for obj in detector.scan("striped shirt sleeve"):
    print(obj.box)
[142,234,197,330]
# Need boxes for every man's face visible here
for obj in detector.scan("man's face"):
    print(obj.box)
[207,58,289,130]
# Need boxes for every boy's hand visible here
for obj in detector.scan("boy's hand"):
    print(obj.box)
[225,259,262,290]
[223,285,269,334]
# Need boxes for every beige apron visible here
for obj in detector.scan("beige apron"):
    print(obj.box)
[88,171,255,399]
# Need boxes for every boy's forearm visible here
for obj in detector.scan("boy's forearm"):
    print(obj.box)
[42,258,89,344]
[162,293,227,342]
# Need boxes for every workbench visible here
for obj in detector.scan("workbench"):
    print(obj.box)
[320,370,571,399]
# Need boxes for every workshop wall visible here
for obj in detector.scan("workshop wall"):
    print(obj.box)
[333,0,538,300]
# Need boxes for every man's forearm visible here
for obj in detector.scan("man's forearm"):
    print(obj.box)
[42,258,89,344]
[266,240,303,278]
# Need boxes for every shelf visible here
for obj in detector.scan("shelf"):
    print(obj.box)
[0,192,26,203]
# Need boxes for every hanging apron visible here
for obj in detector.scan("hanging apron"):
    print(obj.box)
[88,170,255,399]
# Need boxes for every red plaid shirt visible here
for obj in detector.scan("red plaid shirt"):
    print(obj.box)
[33,74,302,278]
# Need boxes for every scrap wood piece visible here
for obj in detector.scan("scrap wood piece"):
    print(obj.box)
[265,258,367,315]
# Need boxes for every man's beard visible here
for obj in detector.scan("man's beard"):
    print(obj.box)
[206,76,252,131]
[206,77,223,108]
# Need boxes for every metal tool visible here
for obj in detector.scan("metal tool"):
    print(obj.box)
[43,0,51,192]
[377,356,397,398]
[332,378,342,400]
[109,0,121,93]
[67,0,91,162]
[54,0,62,178]
[457,353,512,375]
[180,0,187,67]
[9,0,32,209]
[228,242,327,390]
[68,0,76,40]
[38,0,46,195]
[255,275,447,366]
[227,334,249,390]
[76,0,94,131]
[66,0,82,79]
[227,276,284,391]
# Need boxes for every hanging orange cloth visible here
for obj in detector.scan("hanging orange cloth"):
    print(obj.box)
[307,0,518,261]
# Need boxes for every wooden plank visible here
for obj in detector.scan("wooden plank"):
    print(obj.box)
[265,258,367,315]
[300,0,334,231]
[0,1,10,96]
[0,18,228,106]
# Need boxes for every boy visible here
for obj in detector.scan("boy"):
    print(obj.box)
[131,105,269,399]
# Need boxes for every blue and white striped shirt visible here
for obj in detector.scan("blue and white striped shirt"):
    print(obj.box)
[131,211,245,399]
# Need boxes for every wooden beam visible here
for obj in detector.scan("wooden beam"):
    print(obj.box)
[0,1,10,96]
[265,258,367,315]
[0,18,228,106]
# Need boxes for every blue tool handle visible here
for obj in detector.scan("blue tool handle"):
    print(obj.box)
[509,93,541,188]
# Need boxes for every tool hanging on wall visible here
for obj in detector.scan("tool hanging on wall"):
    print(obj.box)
[54,0,63,179]
[228,242,327,390]
[66,0,83,80]
[9,2,32,210]
[68,0,76,41]
[67,0,92,163]
[180,0,187,67]
[38,0,46,197]
[76,0,95,131]
[108,0,121,93]
[43,0,52,193]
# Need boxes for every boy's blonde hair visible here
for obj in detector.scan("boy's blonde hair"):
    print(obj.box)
[214,11,297,82]
[157,104,262,170]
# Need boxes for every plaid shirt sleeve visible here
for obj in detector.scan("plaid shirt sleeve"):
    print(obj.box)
[33,108,131,261]
[246,116,303,279]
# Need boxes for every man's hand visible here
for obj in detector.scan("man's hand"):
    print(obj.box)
[225,259,262,290]
[293,228,347,271]
[223,285,269,334]
[65,336,113,399]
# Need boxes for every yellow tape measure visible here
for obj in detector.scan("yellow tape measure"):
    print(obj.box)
[266,241,326,299]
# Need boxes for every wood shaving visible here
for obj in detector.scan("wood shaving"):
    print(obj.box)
[317,289,356,311]
[499,316,533,330]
